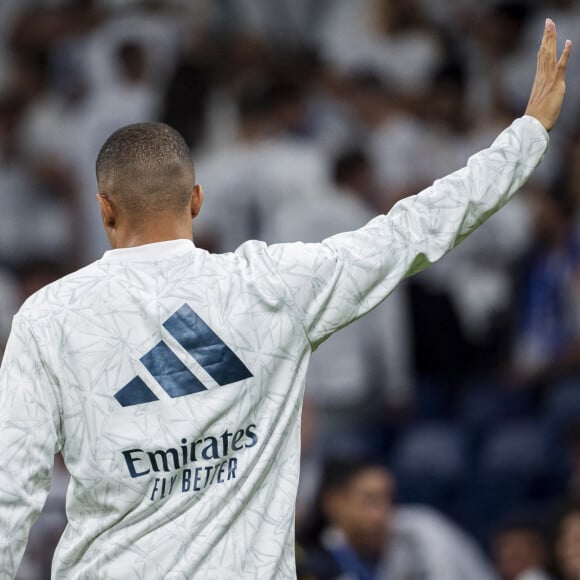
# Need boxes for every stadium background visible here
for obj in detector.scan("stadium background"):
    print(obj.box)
[1,0,580,578]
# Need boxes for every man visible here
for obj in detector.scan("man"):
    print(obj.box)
[297,458,496,580]
[0,20,571,579]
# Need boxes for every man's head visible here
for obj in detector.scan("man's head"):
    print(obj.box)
[492,519,549,580]
[320,458,395,559]
[96,122,202,247]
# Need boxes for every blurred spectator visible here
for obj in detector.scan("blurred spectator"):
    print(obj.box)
[510,188,580,390]
[193,78,280,252]
[0,94,73,267]
[81,37,161,136]
[355,71,429,205]
[302,55,361,157]
[79,0,185,92]
[475,1,534,118]
[160,34,214,151]
[298,458,395,579]
[298,458,497,580]
[492,518,553,580]
[319,0,445,94]
[77,35,162,258]
[554,502,580,580]
[228,0,333,47]
[196,73,328,252]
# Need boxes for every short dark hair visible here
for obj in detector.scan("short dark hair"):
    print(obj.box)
[96,122,195,219]
[298,456,390,546]
[493,514,547,542]
[320,457,389,493]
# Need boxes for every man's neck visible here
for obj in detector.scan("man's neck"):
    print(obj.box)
[110,218,194,249]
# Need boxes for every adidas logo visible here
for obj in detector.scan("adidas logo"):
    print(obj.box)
[114,304,253,407]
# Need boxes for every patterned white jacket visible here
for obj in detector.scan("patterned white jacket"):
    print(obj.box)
[0,116,548,579]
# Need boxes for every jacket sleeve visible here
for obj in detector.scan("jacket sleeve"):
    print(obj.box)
[0,313,62,579]
[260,115,549,348]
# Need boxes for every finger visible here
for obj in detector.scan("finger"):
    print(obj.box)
[557,39,573,82]
[536,18,556,80]
[544,18,557,62]
[537,19,555,73]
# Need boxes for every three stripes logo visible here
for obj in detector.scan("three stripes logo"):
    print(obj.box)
[114,304,253,407]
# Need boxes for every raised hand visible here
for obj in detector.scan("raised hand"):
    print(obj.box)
[524,18,572,132]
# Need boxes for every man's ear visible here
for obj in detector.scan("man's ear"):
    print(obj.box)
[97,193,117,229]
[191,184,204,218]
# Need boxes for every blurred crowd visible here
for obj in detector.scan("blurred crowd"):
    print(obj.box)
[2,0,580,578]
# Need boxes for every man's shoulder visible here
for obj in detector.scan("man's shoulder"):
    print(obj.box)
[18,260,106,320]
[14,241,295,325]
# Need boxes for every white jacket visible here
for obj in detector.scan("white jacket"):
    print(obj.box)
[0,116,548,579]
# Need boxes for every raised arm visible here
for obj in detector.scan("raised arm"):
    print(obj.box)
[256,20,571,348]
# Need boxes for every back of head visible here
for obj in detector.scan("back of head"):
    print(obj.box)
[96,122,195,221]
